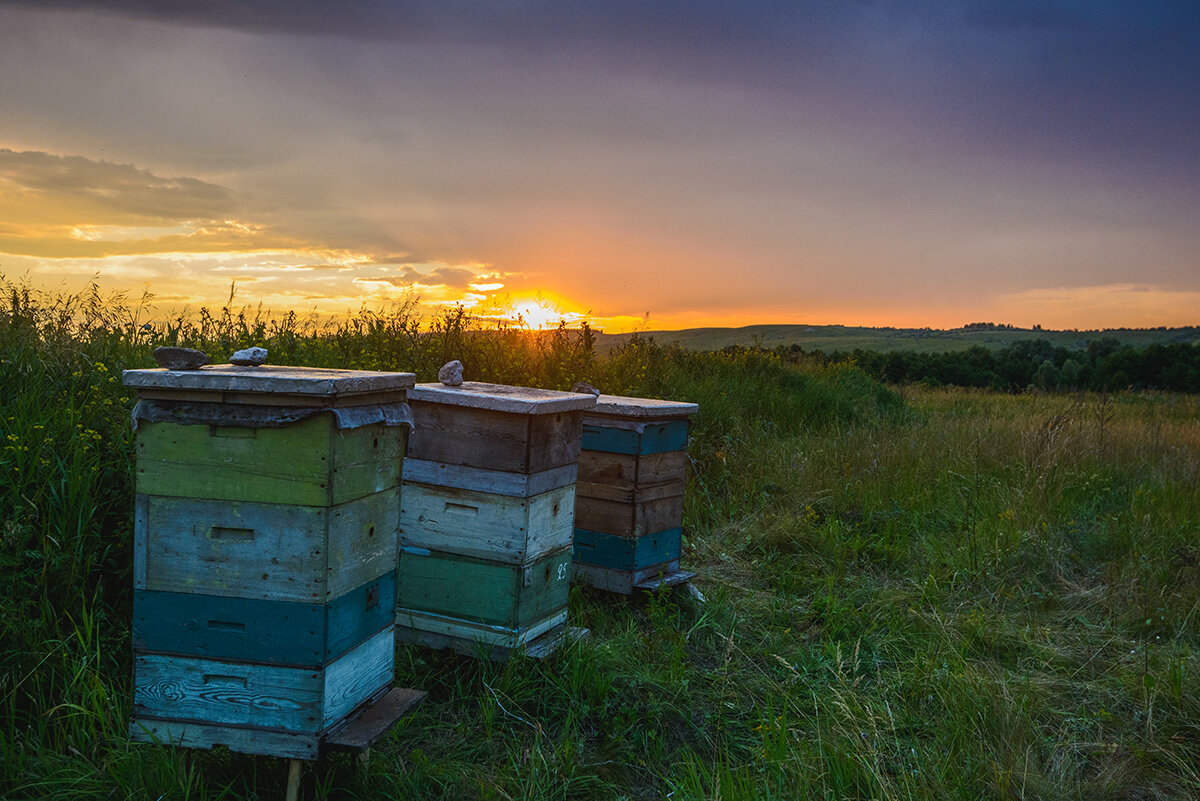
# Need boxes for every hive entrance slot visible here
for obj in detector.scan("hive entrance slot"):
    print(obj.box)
[202,674,247,688]
[208,526,255,542]
[207,620,246,631]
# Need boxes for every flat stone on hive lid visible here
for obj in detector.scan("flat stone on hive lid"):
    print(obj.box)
[152,346,210,371]
[588,394,699,420]
[438,360,463,386]
[230,346,268,366]
[571,381,601,396]
[122,364,416,398]
[408,381,598,415]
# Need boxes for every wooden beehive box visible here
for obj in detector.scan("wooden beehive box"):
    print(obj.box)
[123,365,424,759]
[572,395,699,594]
[397,382,596,657]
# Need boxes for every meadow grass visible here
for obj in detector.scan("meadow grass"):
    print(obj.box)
[2,281,1199,799]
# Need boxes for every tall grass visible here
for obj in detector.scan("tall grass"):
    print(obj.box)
[2,279,1199,799]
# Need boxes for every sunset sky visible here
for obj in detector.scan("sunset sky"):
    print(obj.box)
[1,1,1197,331]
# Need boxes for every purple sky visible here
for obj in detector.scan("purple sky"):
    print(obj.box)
[1,1,1197,329]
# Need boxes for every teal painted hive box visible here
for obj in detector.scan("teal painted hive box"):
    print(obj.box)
[397,382,596,658]
[573,395,699,594]
[123,364,425,759]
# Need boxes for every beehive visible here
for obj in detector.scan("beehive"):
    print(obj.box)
[572,395,698,594]
[123,365,424,759]
[397,382,596,657]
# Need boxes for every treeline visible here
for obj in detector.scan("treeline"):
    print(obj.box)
[772,338,1200,392]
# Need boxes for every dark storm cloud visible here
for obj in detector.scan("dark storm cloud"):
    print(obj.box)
[6,0,1197,175]
[0,149,235,222]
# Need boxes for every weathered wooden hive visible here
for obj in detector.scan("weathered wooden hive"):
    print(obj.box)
[397,382,596,657]
[123,364,424,760]
[572,395,699,593]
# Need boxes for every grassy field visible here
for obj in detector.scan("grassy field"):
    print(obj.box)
[3,283,1200,799]
[593,323,1200,354]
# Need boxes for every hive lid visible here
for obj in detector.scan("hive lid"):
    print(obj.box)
[588,394,699,419]
[407,382,598,414]
[122,365,416,396]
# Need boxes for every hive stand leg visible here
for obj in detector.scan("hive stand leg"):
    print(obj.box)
[357,747,371,770]
[285,758,302,801]
[685,583,707,604]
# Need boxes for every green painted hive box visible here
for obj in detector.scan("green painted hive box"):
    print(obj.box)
[398,382,596,657]
[573,395,699,594]
[123,364,424,759]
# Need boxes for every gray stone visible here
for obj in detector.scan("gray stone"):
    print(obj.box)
[438,360,464,386]
[230,346,268,366]
[571,381,601,396]
[152,346,210,371]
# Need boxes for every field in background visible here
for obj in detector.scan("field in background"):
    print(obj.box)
[2,282,1199,800]
[593,323,1200,354]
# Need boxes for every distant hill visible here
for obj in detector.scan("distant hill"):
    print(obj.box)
[591,324,1200,354]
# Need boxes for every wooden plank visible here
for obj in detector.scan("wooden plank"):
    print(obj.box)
[587,394,698,419]
[133,493,149,589]
[133,576,394,666]
[133,653,324,732]
[142,490,397,602]
[329,424,405,507]
[407,402,532,472]
[395,547,572,631]
[515,548,574,628]
[399,483,574,563]
[527,410,584,473]
[323,687,427,753]
[326,487,400,599]
[136,416,332,506]
[402,459,577,498]
[574,494,684,538]
[396,548,520,628]
[395,608,567,648]
[143,495,328,601]
[407,382,596,414]
[136,418,401,506]
[574,479,683,504]
[580,420,689,456]
[320,627,395,729]
[572,562,691,595]
[571,528,682,572]
[123,365,415,396]
[397,623,585,661]
[577,450,686,490]
[130,717,320,759]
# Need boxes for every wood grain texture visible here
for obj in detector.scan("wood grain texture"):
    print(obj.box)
[408,403,582,474]
[580,420,689,455]
[587,394,698,418]
[132,573,395,666]
[395,608,568,648]
[323,687,427,752]
[571,527,682,572]
[574,479,683,505]
[133,627,395,736]
[576,450,687,490]
[320,627,395,729]
[141,490,398,602]
[402,459,577,498]
[133,654,325,732]
[407,382,596,414]
[133,493,149,589]
[395,546,572,631]
[136,418,402,506]
[573,494,684,538]
[399,483,574,563]
[123,365,415,396]
[129,717,321,759]
[572,562,692,595]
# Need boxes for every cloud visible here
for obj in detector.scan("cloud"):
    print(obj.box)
[0,148,235,222]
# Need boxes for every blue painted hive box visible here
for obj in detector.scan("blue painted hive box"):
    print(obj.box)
[123,364,423,759]
[397,382,596,658]
[572,395,699,593]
